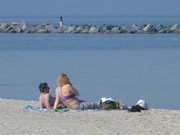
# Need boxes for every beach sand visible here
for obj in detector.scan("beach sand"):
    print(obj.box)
[0,99,180,135]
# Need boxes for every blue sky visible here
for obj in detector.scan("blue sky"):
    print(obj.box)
[0,0,179,16]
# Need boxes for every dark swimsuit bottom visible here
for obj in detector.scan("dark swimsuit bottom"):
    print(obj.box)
[60,91,76,104]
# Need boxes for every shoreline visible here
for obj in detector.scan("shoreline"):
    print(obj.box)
[0,22,180,34]
[0,98,180,135]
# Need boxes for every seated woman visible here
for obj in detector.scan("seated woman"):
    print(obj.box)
[39,82,62,109]
[53,73,99,110]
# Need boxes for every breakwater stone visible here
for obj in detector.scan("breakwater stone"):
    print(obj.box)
[0,22,180,34]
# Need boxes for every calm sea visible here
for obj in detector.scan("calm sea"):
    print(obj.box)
[0,16,180,109]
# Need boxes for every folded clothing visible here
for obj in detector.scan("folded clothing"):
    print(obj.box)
[78,101,100,110]
[50,108,69,112]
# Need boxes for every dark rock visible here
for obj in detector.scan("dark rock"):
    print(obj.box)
[143,24,157,33]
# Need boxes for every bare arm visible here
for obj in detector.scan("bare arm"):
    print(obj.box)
[53,87,60,109]
[39,96,43,108]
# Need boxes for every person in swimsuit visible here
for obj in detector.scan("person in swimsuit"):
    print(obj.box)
[53,73,99,110]
[39,82,61,109]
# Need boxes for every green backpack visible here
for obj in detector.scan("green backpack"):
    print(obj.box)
[100,100,121,110]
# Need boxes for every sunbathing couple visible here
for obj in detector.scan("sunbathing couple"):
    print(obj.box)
[39,73,99,110]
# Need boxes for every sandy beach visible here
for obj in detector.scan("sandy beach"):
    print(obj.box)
[0,99,180,135]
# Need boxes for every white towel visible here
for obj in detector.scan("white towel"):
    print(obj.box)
[135,99,148,109]
[101,97,115,103]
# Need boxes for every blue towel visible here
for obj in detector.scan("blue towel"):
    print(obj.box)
[24,105,70,112]
[24,105,100,113]
[24,105,50,112]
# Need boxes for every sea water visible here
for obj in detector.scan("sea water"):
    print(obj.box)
[0,16,180,109]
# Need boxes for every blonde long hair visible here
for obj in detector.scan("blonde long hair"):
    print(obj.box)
[57,73,72,87]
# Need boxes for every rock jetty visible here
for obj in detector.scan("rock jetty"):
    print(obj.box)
[0,22,180,33]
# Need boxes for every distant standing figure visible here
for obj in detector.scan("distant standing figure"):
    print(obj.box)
[59,16,64,31]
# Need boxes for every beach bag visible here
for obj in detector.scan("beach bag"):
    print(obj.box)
[99,97,121,110]
[128,99,148,112]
